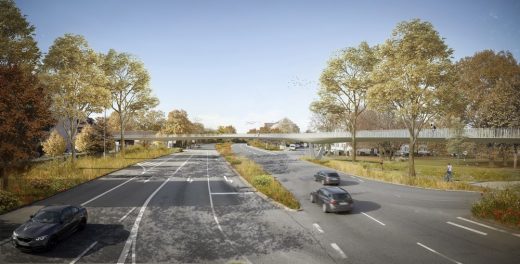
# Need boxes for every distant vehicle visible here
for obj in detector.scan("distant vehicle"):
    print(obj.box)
[294,143,300,148]
[12,205,88,251]
[289,144,296,150]
[314,170,340,185]
[310,186,354,213]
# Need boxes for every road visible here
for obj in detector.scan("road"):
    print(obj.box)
[0,146,337,263]
[0,144,518,263]
[232,144,520,264]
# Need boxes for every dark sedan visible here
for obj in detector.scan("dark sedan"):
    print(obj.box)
[310,186,354,213]
[314,170,341,185]
[12,205,88,251]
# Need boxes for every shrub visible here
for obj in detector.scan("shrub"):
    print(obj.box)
[253,174,272,188]
[472,185,520,227]
[0,190,21,214]
[28,177,51,190]
[42,130,66,157]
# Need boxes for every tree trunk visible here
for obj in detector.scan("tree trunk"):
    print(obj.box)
[351,121,357,162]
[120,117,125,154]
[409,136,416,177]
[0,166,7,190]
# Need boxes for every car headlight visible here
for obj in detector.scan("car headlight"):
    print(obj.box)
[12,231,18,238]
[35,235,48,241]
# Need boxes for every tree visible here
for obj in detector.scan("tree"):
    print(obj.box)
[161,109,193,134]
[75,121,115,154]
[42,130,66,157]
[41,34,110,162]
[217,125,237,134]
[0,67,54,189]
[134,109,165,131]
[276,118,300,133]
[368,19,455,177]
[0,0,40,68]
[102,49,158,153]
[191,122,205,134]
[314,42,378,161]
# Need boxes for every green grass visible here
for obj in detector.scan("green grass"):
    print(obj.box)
[1,146,179,213]
[472,185,520,228]
[216,143,300,209]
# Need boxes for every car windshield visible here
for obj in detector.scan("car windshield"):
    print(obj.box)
[332,193,351,200]
[326,173,339,178]
[32,210,60,223]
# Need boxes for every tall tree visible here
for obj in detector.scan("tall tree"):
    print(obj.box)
[368,19,455,177]
[41,34,110,161]
[276,118,300,133]
[134,109,165,131]
[161,109,193,134]
[0,0,54,189]
[0,0,40,68]
[314,42,378,161]
[217,125,237,134]
[102,49,158,153]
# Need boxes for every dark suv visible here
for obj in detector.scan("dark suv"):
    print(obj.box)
[310,187,354,213]
[314,170,341,185]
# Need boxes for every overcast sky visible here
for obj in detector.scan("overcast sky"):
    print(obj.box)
[15,0,520,132]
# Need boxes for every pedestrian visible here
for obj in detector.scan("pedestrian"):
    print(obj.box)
[445,163,453,182]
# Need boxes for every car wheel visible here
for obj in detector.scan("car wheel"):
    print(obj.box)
[310,194,315,203]
[321,179,326,185]
[46,236,57,251]
[79,218,87,231]
[322,203,328,213]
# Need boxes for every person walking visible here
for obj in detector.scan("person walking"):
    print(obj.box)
[445,163,453,182]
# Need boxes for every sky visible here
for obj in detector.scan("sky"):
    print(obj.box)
[15,0,520,133]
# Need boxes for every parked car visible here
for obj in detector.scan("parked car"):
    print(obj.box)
[314,170,341,185]
[289,144,296,150]
[12,205,88,251]
[310,186,354,213]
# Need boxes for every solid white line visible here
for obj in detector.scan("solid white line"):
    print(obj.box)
[117,155,193,264]
[82,155,176,206]
[70,241,98,264]
[447,221,487,236]
[417,242,463,264]
[513,233,520,238]
[313,223,324,233]
[119,207,137,222]
[207,151,224,233]
[330,243,347,259]
[456,217,506,233]
[211,192,254,195]
[131,239,136,264]
[362,212,386,226]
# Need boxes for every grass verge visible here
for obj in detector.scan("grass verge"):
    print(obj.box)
[1,146,180,214]
[247,140,281,151]
[216,143,300,209]
[472,185,520,228]
[303,157,482,191]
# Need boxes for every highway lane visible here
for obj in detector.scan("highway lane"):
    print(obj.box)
[233,143,520,264]
[0,146,339,263]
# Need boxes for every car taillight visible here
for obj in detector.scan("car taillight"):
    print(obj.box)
[330,199,337,205]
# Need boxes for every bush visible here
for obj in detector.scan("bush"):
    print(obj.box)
[0,190,21,214]
[42,130,66,157]
[472,185,520,227]
[253,175,272,188]
[28,177,51,190]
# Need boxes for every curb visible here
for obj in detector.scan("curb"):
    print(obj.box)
[300,158,483,194]
[221,157,301,213]
[1,150,181,216]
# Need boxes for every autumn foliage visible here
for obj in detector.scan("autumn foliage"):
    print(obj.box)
[42,130,66,157]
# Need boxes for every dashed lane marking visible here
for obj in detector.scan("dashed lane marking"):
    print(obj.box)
[70,241,98,264]
[456,217,506,233]
[417,242,463,264]
[362,212,386,226]
[119,207,137,222]
[313,223,324,233]
[330,243,347,259]
[446,221,487,236]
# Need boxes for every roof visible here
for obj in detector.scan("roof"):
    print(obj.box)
[322,186,348,194]
[40,205,72,212]
[320,170,338,174]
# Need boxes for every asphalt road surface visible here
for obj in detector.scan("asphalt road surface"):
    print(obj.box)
[1,144,518,263]
[232,143,520,264]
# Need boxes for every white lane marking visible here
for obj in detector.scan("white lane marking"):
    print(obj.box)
[207,151,223,232]
[417,242,463,264]
[313,223,324,233]
[143,178,151,183]
[351,176,364,182]
[131,238,136,264]
[119,207,137,222]
[330,243,347,259]
[136,163,146,174]
[223,176,233,183]
[456,217,506,233]
[446,221,487,236]
[513,233,520,238]
[186,177,193,183]
[211,192,254,195]
[70,241,98,264]
[81,155,176,206]
[117,155,193,264]
[362,212,386,226]
[394,194,401,198]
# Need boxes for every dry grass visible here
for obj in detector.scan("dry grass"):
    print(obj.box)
[216,143,300,209]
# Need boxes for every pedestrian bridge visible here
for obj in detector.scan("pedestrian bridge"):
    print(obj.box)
[115,128,520,144]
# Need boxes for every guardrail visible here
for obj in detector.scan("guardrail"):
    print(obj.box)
[115,128,520,144]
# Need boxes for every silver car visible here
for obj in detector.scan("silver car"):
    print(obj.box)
[310,186,354,213]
